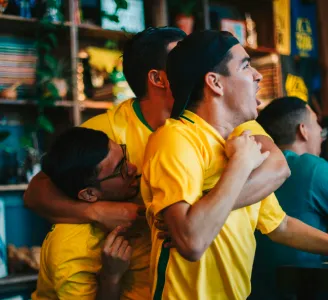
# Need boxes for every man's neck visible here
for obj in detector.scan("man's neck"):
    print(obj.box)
[279,143,308,156]
[139,93,171,131]
[194,98,237,140]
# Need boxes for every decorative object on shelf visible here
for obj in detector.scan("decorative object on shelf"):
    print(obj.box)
[290,0,318,58]
[0,0,8,14]
[0,81,22,100]
[101,0,128,24]
[168,0,197,35]
[273,0,291,55]
[14,0,36,18]
[245,13,257,49]
[220,19,246,46]
[0,36,37,99]
[7,244,40,274]
[0,199,7,279]
[101,0,145,33]
[43,0,64,22]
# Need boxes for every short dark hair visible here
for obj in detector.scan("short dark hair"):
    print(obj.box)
[123,27,186,98]
[42,127,109,199]
[257,96,308,145]
[187,50,232,111]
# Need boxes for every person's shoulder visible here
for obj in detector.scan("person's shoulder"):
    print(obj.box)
[150,117,195,143]
[232,120,271,139]
[45,224,93,260]
[299,153,327,166]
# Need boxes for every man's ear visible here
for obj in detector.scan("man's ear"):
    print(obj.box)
[78,188,99,202]
[204,72,224,97]
[299,123,309,141]
[148,69,166,89]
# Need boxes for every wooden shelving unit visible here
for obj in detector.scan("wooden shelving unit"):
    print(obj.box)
[0,273,38,295]
[78,100,114,110]
[0,184,28,192]
[0,98,74,108]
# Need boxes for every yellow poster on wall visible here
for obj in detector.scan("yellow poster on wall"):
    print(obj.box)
[273,0,291,55]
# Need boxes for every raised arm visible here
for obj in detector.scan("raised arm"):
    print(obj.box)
[233,135,290,209]
[24,172,144,230]
[162,134,269,261]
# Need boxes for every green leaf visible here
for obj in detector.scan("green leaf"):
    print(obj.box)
[20,135,33,149]
[114,0,128,10]
[47,33,58,48]
[37,115,54,133]
[105,40,118,49]
[44,54,58,72]
[46,81,60,98]
[0,131,10,142]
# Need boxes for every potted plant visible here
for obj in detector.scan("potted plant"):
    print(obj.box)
[168,0,197,35]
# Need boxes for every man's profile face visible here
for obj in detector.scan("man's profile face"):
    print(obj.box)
[305,105,323,156]
[219,44,263,125]
[96,140,139,202]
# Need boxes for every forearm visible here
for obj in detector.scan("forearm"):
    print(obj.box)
[24,172,92,223]
[268,216,328,255]
[165,157,253,261]
[234,136,290,209]
[96,273,121,300]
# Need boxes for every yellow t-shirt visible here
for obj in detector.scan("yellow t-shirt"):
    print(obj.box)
[33,99,152,300]
[32,224,105,300]
[82,99,152,300]
[141,110,286,300]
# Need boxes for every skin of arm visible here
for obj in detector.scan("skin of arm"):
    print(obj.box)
[268,215,328,255]
[233,135,290,209]
[96,226,132,300]
[24,172,144,231]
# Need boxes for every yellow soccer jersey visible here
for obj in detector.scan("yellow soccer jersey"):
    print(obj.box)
[81,99,152,300]
[141,111,286,300]
[32,224,105,300]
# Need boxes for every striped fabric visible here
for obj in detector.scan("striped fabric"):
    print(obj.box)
[0,36,37,98]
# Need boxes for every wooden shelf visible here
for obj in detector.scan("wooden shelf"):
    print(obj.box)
[0,184,28,191]
[0,14,131,41]
[78,23,133,41]
[0,273,38,295]
[246,46,277,58]
[0,98,74,108]
[79,100,114,110]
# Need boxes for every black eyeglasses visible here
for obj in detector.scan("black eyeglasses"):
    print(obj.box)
[98,144,128,182]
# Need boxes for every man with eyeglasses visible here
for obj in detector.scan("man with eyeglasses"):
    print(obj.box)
[32,127,140,300]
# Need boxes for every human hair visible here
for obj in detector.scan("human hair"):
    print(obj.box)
[257,96,308,146]
[187,50,233,111]
[123,27,186,98]
[41,127,109,199]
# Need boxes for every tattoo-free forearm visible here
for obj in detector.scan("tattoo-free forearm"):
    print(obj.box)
[233,136,290,209]
[96,273,121,300]
[24,172,91,223]
[268,216,328,255]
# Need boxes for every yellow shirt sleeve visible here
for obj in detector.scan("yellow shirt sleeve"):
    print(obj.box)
[55,255,99,300]
[256,193,286,234]
[142,129,204,216]
[230,120,272,139]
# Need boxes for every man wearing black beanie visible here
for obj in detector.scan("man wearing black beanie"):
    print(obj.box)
[141,30,328,300]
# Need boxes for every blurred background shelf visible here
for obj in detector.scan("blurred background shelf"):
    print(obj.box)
[0,99,74,108]
[79,100,114,110]
[0,273,38,295]
[0,184,28,192]
[0,14,132,41]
